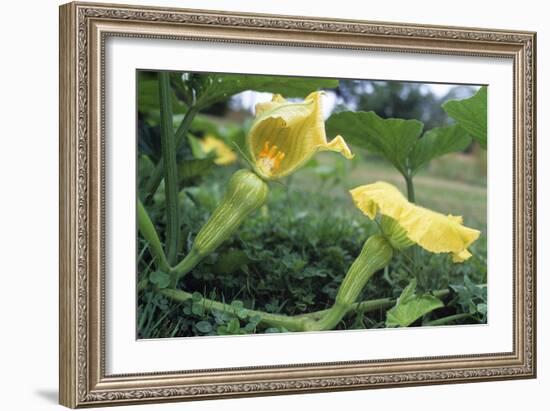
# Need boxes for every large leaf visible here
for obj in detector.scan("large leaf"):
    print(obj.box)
[442,86,487,149]
[172,72,339,108]
[386,279,444,327]
[409,124,472,174]
[206,73,338,103]
[326,111,423,175]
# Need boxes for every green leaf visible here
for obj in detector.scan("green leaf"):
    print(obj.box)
[450,275,487,314]
[227,318,241,334]
[213,249,250,275]
[195,321,213,333]
[477,303,487,315]
[138,155,155,180]
[230,300,244,311]
[149,271,171,289]
[397,278,417,303]
[409,124,472,174]
[326,111,423,175]
[178,158,215,183]
[386,279,444,327]
[442,86,487,149]
[191,302,205,316]
[464,275,487,299]
[137,75,188,118]
[198,73,339,106]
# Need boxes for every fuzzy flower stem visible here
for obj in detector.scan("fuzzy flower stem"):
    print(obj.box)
[304,234,393,331]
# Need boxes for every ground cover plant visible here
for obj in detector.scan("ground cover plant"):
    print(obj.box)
[137,71,487,338]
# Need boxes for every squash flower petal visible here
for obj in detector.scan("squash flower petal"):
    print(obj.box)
[350,181,480,262]
[200,135,237,165]
[247,91,353,179]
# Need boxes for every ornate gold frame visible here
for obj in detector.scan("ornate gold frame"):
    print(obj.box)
[59,1,536,408]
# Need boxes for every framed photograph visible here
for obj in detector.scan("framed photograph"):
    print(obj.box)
[59,1,537,408]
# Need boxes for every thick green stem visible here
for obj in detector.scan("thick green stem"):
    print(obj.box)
[170,248,202,287]
[304,235,393,331]
[303,303,349,331]
[137,200,170,273]
[299,289,450,321]
[159,287,451,331]
[425,313,472,326]
[158,72,180,264]
[405,174,415,203]
[143,105,199,201]
[159,288,309,331]
[403,174,422,271]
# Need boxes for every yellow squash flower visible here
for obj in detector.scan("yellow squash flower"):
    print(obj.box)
[199,135,237,165]
[350,181,480,262]
[247,91,353,179]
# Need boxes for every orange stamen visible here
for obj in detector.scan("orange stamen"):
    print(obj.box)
[258,141,285,175]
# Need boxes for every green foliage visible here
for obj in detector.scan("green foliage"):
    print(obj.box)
[443,86,487,149]
[449,275,487,323]
[326,111,423,176]
[409,125,472,174]
[195,320,213,334]
[327,111,472,178]
[149,270,171,289]
[171,72,339,109]
[138,71,188,117]
[386,279,444,327]
[178,158,216,185]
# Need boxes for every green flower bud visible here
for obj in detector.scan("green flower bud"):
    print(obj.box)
[194,169,268,255]
[172,169,268,283]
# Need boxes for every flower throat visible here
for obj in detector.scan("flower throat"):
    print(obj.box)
[258,141,285,175]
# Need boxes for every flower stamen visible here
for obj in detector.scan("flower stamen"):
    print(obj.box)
[258,141,285,175]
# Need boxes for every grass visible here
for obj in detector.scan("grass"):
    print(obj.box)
[294,151,487,232]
